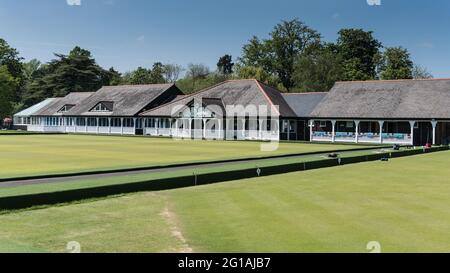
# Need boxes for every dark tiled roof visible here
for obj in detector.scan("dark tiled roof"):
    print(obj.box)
[140,79,297,118]
[66,84,181,116]
[283,92,327,118]
[310,79,450,119]
[33,93,94,116]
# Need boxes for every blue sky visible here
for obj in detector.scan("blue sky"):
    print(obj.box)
[0,0,449,77]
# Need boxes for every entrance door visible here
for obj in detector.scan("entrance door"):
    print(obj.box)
[288,120,297,141]
[413,122,432,146]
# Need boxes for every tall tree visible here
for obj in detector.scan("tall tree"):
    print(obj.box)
[163,63,183,83]
[0,38,24,104]
[149,62,167,84]
[186,63,210,90]
[379,47,413,80]
[336,29,382,81]
[0,66,16,122]
[293,43,343,92]
[412,65,433,79]
[241,19,321,91]
[269,19,321,91]
[235,64,279,87]
[101,67,122,86]
[217,54,234,75]
[22,59,41,80]
[241,36,272,72]
[128,67,151,84]
[22,46,109,107]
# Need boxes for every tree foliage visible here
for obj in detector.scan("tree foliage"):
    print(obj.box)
[217,54,234,75]
[378,47,413,80]
[22,46,111,107]
[293,44,343,92]
[412,65,433,79]
[0,65,16,121]
[0,38,24,103]
[163,63,183,83]
[241,19,321,91]
[336,29,382,81]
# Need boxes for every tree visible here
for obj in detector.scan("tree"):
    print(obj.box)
[378,47,413,80]
[217,54,234,75]
[163,63,183,83]
[22,46,109,107]
[241,19,321,91]
[186,63,210,90]
[128,67,151,84]
[176,73,226,94]
[22,59,41,80]
[293,44,343,92]
[0,38,24,104]
[235,64,278,87]
[336,29,382,81]
[0,66,16,122]
[149,62,166,84]
[126,63,168,85]
[101,67,122,86]
[412,65,433,79]
[241,36,273,72]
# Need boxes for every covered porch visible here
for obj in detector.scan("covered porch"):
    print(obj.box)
[309,119,446,146]
[143,117,279,141]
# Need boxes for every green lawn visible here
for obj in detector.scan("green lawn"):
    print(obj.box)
[0,151,449,253]
[0,134,369,179]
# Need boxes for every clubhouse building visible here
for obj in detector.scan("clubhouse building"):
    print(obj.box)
[13,78,450,146]
[309,79,450,146]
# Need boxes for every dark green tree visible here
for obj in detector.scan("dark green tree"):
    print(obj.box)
[217,54,234,75]
[22,46,109,107]
[102,67,122,86]
[241,19,321,91]
[150,62,167,84]
[0,38,24,104]
[293,43,343,92]
[128,67,151,84]
[378,47,413,80]
[336,29,382,81]
[0,65,16,122]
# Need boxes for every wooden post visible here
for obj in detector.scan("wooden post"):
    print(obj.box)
[355,120,360,144]
[378,121,385,144]
[331,120,336,143]
[409,121,416,146]
[431,120,438,145]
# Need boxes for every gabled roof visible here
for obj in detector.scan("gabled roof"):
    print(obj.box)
[14,98,59,117]
[66,84,181,116]
[140,79,297,117]
[310,79,450,119]
[33,92,94,116]
[283,92,327,118]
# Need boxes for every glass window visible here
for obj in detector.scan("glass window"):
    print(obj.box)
[58,105,74,113]
[91,103,112,112]
[99,118,109,127]
[87,118,97,127]
[111,118,121,127]
[123,118,134,127]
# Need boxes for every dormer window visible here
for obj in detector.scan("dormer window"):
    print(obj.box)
[90,102,112,112]
[58,104,75,113]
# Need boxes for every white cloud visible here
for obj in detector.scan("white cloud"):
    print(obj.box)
[66,0,81,6]
[332,13,340,20]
